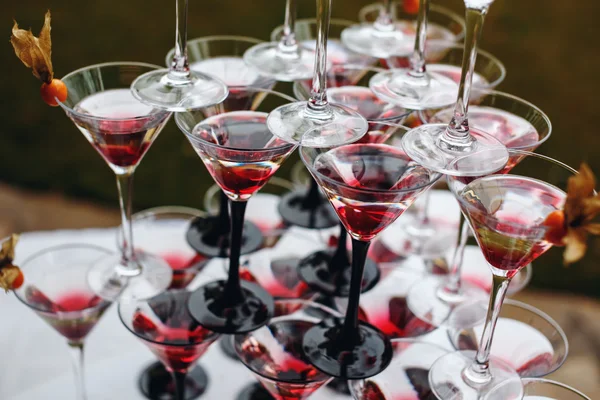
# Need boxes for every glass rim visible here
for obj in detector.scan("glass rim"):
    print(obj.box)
[521,378,592,399]
[175,87,298,154]
[117,288,220,347]
[358,3,466,42]
[14,243,113,317]
[418,90,552,150]
[270,18,357,41]
[56,61,169,123]
[300,123,443,195]
[450,149,577,235]
[448,298,569,376]
[164,34,266,65]
[233,298,342,385]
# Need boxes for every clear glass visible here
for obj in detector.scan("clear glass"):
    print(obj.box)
[130,0,228,111]
[447,299,568,378]
[118,289,220,400]
[14,244,113,400]
[488,378,592,400]
[243,0,317,81]
[407,91,552,326]
[176,88,298,334]
[401,4,510,176]
[266,0,369,147]
[57,62,173,301]
[429,151,578,400]
[349,339,449,399]
[298,122,442,379]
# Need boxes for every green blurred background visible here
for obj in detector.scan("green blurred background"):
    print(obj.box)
[3,0,600,297]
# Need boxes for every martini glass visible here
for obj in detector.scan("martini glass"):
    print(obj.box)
[400,0,510,176]
[234,299,339,400]
[119,289,220,400]
[428,151,580,400]
[299,124,442,379]
[447,299,568,378]
[349,338,449,399]
[130,1,228,111]
[266,0,369,148]
[14,244,113,400]
[408,91,552,327]
[243,0,316,81]
[490,378,592,400]
[57,62,173,301]
[176,89,298,334]
[344,0,464,60]
[166,35,277,258]
[118,206,214,400]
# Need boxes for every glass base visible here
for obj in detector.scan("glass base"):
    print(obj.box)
[267,101,368,147]
[243,42,315,82]
[407,275,488,327]
[88,251,172,301]
[297,249,380,297]
[278,187,338,229]
[341,23,413,59]
[131,69,228,112]
[235,382,273,400]
[138,361,208,400]
[429,350,523,400]
[326,378,351,395]
[187,280,274,334]
[186,215,264,258]
[218,335,239,360]
[302,318,393,379]
[402,124,510,177]
[369,69,458,110]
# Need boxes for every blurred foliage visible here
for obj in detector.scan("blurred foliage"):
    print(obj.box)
[2,0,600,297]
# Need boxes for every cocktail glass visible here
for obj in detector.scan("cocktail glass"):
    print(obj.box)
[243,0,317,81]
[400,0,510,176]
[57,62,173,301]
[130,1,228,111]
[14,244,113,400]
[176,89,298,334]
[489,378,592,400]
[234,299,338,399]
[166,35,277,258]
[349,338,449,399]
[407,91,552,326]
[119,289,220,400]
[344,0,464,60]
[266,0,369,148]
[428,151,580,399]
[447,299,568,378]
[118,206,214,400]
[299,124,442,379]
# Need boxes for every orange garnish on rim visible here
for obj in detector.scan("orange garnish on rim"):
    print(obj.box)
[10,11,67,107]
[543,163,600,265]
[0,234,24,292]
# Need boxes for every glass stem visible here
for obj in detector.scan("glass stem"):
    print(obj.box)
[463,274,510,385]
[330,223,350,272]
[443,216,469,295]
[416,189,431,224]
[302,178,323,208]
[408,0,429,78]
[306,0,332,118]
[441,6,489,147]
[172,371,187,400]
[115,173,140,277]
[67,342,87,400]
[224,200,247,305]
[168,0,191,81]
[374,0,395,32]
[218,191,231,232]
[342,238,371,346]
[278,0,300,55]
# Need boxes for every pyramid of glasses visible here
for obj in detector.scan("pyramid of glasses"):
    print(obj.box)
[11,0,594,399]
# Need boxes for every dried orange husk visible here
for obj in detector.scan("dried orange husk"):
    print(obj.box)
[10,10,53,84]
[0,266,23,292]
[0,234,22,292]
